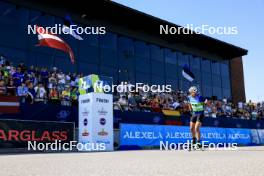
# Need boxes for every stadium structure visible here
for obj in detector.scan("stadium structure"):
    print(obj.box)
[0,0,247,103]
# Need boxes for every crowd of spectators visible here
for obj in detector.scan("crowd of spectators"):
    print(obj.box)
[113,90,264,120]
[1,55,264,120]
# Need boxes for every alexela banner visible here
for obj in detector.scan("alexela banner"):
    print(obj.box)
[78,74,113,152]
[120,124,262,147]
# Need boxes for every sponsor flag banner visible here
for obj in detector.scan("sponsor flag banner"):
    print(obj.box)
[0,96,20,113]
[35,25,75,63]
[182,64,195,82]
[0,119,74,148]
[78,74,113,95]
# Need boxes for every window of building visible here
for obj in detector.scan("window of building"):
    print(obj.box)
[211,61,221,75]
[201,58,211,73]
[190,56,201,70]
[151,60,164,76]
[100,32,117,50]
[150,45,163,62]
[79,45,99,64]
[134,41,150,58]
[164,49,176,64]
[78,62,98,75]
[136,57,150,73]
[100,48,117,67]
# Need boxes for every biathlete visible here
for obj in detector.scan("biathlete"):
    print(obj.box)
[187,86,207,149]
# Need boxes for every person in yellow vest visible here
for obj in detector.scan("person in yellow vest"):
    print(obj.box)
[61,86,71,106]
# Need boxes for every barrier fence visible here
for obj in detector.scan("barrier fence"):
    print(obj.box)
[1,104,264,129]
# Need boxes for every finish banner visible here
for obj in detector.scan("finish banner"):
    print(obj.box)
[120,124,260,147]
[0,119,74,148]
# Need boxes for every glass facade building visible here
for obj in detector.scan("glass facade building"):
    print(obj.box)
[0,1,231,99]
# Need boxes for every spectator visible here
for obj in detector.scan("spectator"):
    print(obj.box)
[6,79,16,96]
[151,94,162,113]
[118,95,128,111]
[49,86,59,104]
[128,93,138,111]
[17,82,28,103]
[0,80,6,95]
[26,82,36,104]
[12,67,24,87]
[61,86,71,106]
[34,82,47,103]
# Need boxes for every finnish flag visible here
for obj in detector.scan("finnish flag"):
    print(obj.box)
[62,15,83,40]
[182,64,195,82]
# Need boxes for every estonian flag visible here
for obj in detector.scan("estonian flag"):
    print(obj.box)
[62,15,83,40]
[182,64,195,82]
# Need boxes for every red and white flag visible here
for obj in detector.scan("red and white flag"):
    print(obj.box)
[0,96,20,114]
[36,25,75,64]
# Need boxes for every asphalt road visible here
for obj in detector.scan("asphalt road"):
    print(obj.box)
[0,146,264,176]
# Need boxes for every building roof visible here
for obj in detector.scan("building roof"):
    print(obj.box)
[5,0,248,59]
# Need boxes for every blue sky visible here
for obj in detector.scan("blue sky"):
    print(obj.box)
[113,0,264,102]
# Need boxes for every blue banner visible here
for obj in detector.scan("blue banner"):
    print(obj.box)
[200,127,227,144]
[250,129,260,144]
[120,124,164,146]
[258,129,264,144]
[120,124,261,147]
[226,128,251,145]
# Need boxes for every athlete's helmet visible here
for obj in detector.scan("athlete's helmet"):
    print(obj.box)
[189,86,198,93]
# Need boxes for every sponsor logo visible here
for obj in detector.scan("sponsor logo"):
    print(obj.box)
[98,129,108,136]
[100,118,106,125]
[0,130,68,141]
[81,99,90,104]
[96,98,109,103]
[98,107,108,115]
[82,108,89,116]
[82,129,89,137]
[83,118,88,126]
